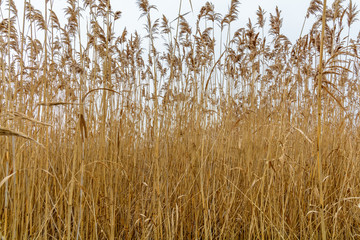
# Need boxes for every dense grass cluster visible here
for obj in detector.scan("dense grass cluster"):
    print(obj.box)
[1,0,360,238]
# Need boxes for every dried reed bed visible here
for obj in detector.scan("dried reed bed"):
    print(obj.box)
[1,0,360,239]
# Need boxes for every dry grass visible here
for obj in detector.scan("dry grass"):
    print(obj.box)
[1,0,360,239]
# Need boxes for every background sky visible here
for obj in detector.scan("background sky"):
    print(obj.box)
[12,0,317,44]
[117,0,311,43]
[12,0,359,46]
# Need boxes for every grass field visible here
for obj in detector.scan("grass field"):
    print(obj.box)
[1,0,360,239]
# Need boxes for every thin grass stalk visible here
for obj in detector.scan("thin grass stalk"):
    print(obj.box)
[65,2,78,237]
[19,1,28,237]
[42,1,51,238]
[25,1,36,237]
[317,0,327,239]
[3,0,13,236]
[169,0,182,93]
[15,6,28,236]
[76,0,85,238]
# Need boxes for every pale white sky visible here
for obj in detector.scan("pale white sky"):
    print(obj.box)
[117,0,311,42]
[12,0,359,44]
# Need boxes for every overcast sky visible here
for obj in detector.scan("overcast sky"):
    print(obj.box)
[13,0,359,44]
[117,0,311,43]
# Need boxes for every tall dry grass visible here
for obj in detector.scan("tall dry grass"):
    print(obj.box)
[1,0,360,239]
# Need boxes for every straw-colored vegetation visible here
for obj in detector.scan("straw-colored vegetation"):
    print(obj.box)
[1,0,360,238]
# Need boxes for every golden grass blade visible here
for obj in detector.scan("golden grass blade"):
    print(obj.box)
[12,111,52,127]
[188,0,193,12]
[0,172,16,189]
[205,50,226,91]
[79,113,87,140]
[322,85,346,111]
[291,125,313,144]
[0,127,44,147]
[81,88,122,103]
[37,102,79,107]
[170,11,191,23]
